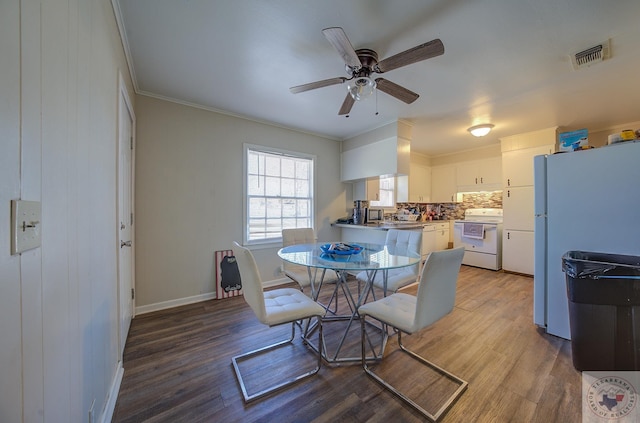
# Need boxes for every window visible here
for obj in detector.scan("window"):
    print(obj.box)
[244,145,314,244]
[369,176,395,208]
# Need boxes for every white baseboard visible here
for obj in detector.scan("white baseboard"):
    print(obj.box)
[100,361,124,423]
[135,292,217,315]
[135,278,292,315]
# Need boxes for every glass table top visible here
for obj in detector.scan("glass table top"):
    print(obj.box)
[278,242,421,272]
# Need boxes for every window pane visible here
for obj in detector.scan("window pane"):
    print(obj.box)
[247,151,260,174]
[265,155,280,177]
[297,218,311,227]
[370,176,395,207]
[249,198,265,217]
[265,218,281,237]
[380,177,393,190]
[281,178,295,197]
[265,176,280,196]
[266,198,281,217]
[247,175,263,196]
[297,199,309,216]
[281,158,295,178]
[282,200,296,217]
[282,218,297,229]
[248,218,266,240]
[294,180,308,197]
[246,147,314,243]
[296,161,309,179]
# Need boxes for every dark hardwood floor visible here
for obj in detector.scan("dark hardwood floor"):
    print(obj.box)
[112,265,582,422]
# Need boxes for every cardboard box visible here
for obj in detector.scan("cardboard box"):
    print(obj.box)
[559,128,588,151]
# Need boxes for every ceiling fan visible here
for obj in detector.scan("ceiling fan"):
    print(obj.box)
[290,27,444,116]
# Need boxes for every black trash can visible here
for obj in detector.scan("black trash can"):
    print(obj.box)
[562,251,640,371]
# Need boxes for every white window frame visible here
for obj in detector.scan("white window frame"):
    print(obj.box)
[243,143,315,246]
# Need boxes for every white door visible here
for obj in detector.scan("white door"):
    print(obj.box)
[117,76,135,357]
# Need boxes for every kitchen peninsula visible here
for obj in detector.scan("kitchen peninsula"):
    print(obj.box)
[333,220,453,260]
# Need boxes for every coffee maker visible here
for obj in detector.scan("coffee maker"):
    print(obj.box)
[353,200,367,225]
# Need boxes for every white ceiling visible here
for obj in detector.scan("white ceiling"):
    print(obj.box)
[113,0,640,156]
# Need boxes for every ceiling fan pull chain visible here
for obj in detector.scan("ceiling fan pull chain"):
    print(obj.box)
[375,89,379,116]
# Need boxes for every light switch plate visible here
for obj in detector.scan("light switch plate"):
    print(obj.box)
[11,200,42,254]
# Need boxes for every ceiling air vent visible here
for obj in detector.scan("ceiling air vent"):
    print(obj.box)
[571,39,610,70]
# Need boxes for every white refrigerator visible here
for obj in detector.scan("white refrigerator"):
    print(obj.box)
[533,141,640,340]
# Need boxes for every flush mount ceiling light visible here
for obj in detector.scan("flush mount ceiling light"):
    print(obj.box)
[467,124,495,137]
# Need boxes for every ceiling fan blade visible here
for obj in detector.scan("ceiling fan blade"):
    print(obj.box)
[290,77,347,94]
[375,78,419,104]
[375,39,444,73]
[322,27,362,69]
[338,93,355,115]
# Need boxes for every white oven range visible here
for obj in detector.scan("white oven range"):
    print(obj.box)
[453,208,503,270]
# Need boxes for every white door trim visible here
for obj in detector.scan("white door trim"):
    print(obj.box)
[116,70,136,359]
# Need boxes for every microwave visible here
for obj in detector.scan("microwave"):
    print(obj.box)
[367,208,384,222]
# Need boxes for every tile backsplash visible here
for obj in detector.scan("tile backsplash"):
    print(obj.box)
[396,190,503,221]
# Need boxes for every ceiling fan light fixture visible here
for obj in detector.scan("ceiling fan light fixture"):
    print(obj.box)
[468,123,494,137]
[348,76,376,101]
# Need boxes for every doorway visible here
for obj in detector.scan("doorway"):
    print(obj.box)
[117,72,135,358]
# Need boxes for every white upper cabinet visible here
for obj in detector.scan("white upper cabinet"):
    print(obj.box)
[353,177,380,202]
[431,165,459,203]
[502,145,554,188]
[409,161,431,202]
[456,157,502,191]
[341,136,410,182]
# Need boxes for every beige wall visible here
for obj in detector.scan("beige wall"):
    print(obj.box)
[0,0,134,421]
[134,96,346,310]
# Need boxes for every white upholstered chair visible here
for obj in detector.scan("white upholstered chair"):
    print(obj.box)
[356,229,422,295]
[359,247,467,421]
[281,228,339,291]
[231,242,325,402]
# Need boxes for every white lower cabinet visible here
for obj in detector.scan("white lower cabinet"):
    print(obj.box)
[421,225,436,260]
[434,222,450,250]
[502,229,534,275]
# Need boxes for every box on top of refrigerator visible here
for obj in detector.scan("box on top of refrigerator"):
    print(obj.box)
[559,128,588,151]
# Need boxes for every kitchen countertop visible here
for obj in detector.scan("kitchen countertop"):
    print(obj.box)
[333,220,451,230]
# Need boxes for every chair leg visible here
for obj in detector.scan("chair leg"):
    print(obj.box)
[361,318,468,422]
[232,317,323,403]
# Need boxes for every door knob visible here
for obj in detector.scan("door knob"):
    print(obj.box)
[120,240,132,248]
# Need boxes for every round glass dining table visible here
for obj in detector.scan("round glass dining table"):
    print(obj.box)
[278,242,421,363]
